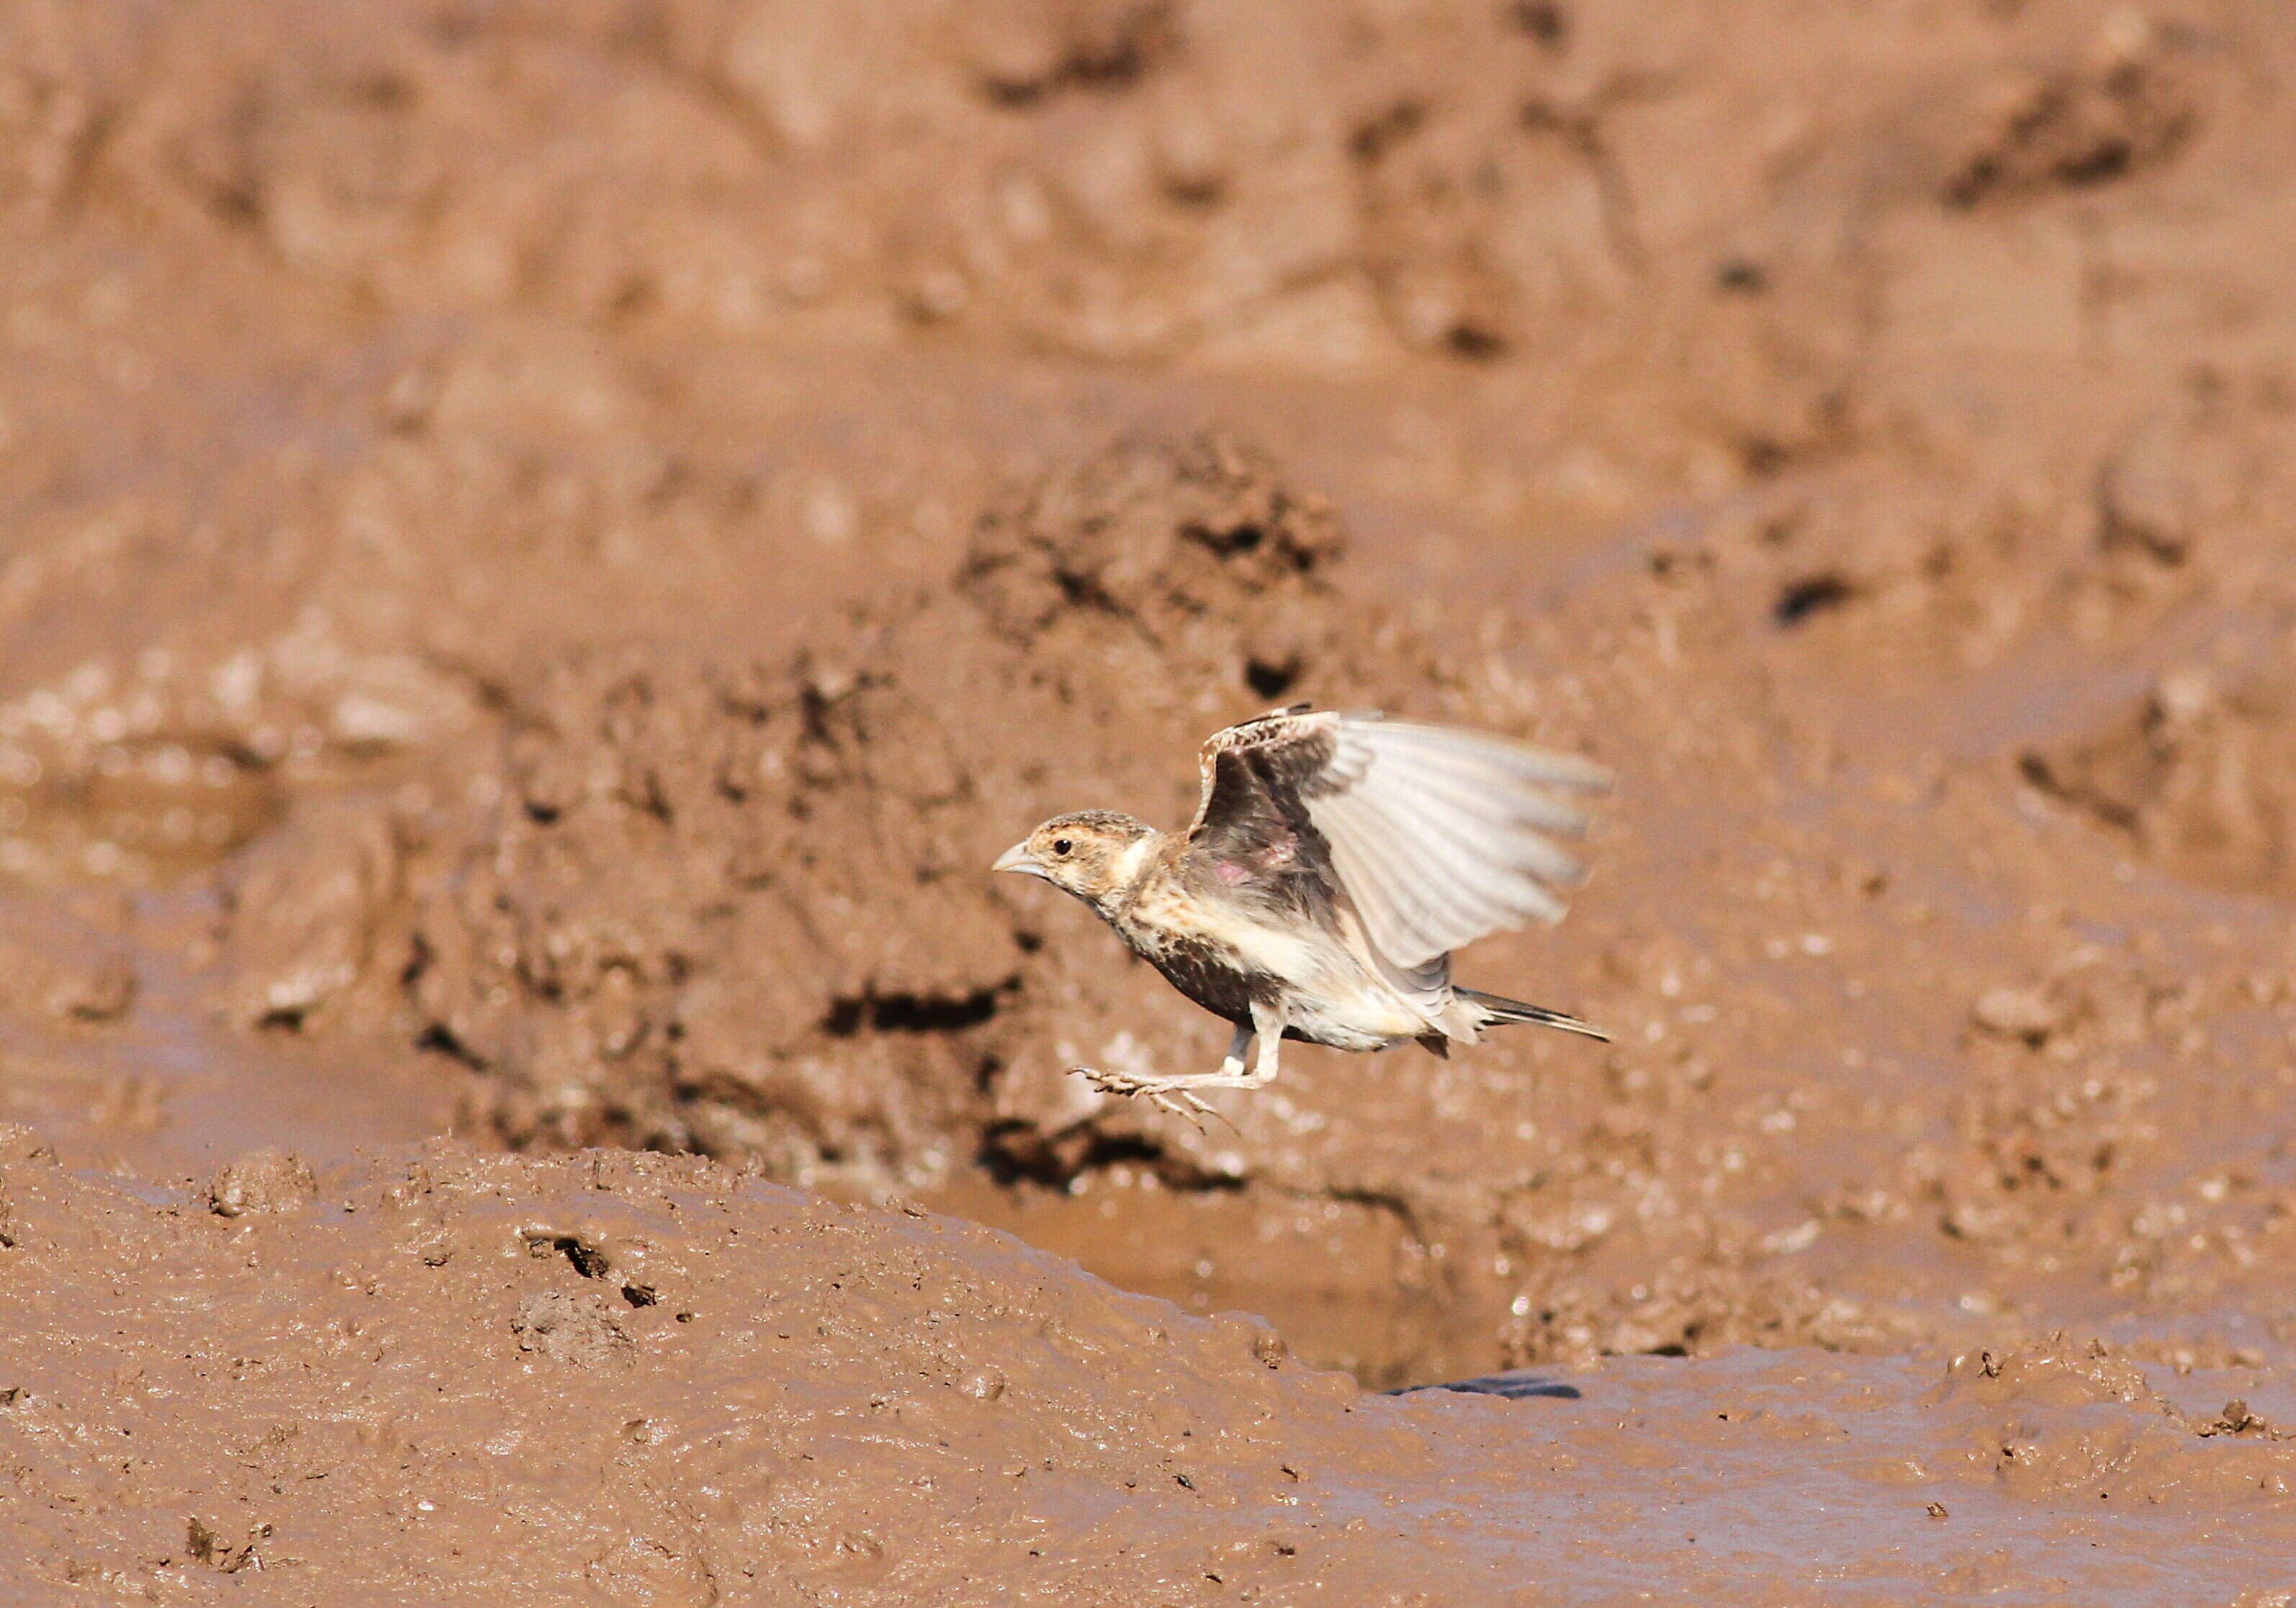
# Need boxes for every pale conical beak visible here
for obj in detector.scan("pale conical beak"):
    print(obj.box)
[992,840,1050,880]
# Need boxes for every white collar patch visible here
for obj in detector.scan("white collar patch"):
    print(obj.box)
[1113,834,1158,886]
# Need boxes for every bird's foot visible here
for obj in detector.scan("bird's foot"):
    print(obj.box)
[1069,1066,1238,1134]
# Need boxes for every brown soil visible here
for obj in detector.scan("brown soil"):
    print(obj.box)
[5,1138,2292,1604]
[7,0,2296,1599]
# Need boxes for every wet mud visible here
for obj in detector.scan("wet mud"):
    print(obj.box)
[4,1141,2292,1604]
[7,0,2296,1599]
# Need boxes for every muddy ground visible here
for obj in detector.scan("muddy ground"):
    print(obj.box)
[5,0,2296,1600]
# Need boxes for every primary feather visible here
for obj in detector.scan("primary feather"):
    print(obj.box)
[1187,707,1609,974]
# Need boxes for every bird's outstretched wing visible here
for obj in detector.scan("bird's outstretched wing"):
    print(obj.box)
[1184,706,1608,970]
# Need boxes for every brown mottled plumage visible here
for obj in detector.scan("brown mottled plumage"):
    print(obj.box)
[993,705,1610,1123]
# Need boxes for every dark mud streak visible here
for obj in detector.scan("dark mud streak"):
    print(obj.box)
[1774,572,1856,626]
[821,984,1009,1038]
[1387,1371,1583,1400]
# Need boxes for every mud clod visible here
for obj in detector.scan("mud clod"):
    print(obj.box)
[206,1149,318,1218]
[513,1288,634,1367]
[531,1232,611,1280]
[1944,53,2197,209]
[1972,986,2064,1045]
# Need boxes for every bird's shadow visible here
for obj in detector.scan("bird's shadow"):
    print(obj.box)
[1386,1371,1583,1401]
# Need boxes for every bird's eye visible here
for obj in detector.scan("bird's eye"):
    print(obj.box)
[1051,837,1073,857]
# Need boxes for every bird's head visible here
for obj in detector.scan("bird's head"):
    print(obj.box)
[992,811,1156,908]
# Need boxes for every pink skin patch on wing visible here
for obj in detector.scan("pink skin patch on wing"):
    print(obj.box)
[1215,861,1251,885]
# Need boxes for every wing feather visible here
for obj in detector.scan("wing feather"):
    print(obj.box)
[1184,707,1608,973]
[1403,776,1593,843]
[1325,793,1453,937]
[1361,720,1611,791]
[1331,792,1542,961]
[1316,716,1605,967]
[1412,786,1588,888]
[1374,796,1523,924]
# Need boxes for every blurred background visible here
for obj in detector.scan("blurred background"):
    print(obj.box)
[3,0,2294,1388]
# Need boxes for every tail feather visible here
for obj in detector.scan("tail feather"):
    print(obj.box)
[1458,987,1610,1043]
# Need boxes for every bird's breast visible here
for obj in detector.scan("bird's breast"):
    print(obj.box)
[1108,881,1294,1025]
[1140,937,1265,1025]
[1127,879,1319,968]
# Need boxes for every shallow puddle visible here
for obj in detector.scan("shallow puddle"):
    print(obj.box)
[919,1174,1511,1388]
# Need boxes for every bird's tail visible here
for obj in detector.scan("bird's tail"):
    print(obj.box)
[1459,987,1611,1042]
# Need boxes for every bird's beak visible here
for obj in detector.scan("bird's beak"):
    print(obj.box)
[992,840,1050,881]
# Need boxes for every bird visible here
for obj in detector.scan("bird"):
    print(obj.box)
[991,704,1610,1123]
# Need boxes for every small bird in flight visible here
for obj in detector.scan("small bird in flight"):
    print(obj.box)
[993,705,1609,1123]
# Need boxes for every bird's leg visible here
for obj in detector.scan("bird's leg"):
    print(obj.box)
[1238,1001,1284,1087]
[1074,1023,1253,1129]
[1074,1009,1285,1129]
[1216,1020,1255,1078]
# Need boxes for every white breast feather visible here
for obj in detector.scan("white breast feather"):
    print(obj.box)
[1220,916,1323,979]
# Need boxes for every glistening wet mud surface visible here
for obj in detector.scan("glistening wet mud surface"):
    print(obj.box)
[4,1142,2292,1604]
[7,0,2296,1599]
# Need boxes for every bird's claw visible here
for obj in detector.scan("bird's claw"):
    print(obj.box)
[1070,1066,1234,1134]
